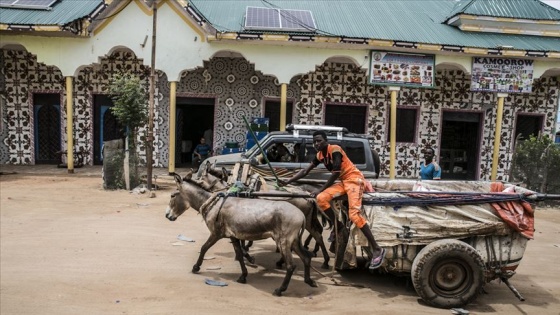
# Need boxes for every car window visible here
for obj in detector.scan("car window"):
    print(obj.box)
[343,140,366,165]
[257,139,303,164]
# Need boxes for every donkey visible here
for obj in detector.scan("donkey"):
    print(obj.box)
[165,171,317,296]
[201,165,330,269]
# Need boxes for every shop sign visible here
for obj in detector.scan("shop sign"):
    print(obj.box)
[369,51,435,88]
[471,57,534,93]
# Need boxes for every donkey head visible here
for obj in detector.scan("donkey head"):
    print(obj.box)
[165,172,193,221]
[165,190,189,221]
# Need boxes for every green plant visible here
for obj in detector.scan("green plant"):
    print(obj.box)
[107,73,148,189]
[511,134,560,195]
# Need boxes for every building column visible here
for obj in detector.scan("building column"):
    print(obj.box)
[65,76,74,174]
[280,83,287,131]
[389,86,400,179]
[491,93,507,181]
[168,81,177,174]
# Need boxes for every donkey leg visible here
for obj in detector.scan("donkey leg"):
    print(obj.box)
[273,244,296,296]
[230,238,249,284]
[293,239,318,288]
[303,233,313,251]
[310,229,330,269]
[236,240,255,264]
[193,234,220,273]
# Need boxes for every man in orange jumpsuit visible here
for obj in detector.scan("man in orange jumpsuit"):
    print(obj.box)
[280,130,385,269]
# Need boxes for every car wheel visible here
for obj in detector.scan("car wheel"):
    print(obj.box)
[411,239,485,308]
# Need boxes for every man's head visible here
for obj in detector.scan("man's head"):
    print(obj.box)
[200,138,206,143]
[312,130,328,151]
[424,147,434,162]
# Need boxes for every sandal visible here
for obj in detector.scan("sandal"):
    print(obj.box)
[369,248,386,270]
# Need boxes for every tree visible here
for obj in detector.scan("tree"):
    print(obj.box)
[107,73,148,190]
[511,134,560,196]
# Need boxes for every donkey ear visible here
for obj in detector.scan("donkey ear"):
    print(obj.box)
[171,172,183,187]
[183,170,193,181]
[221,167,229,181]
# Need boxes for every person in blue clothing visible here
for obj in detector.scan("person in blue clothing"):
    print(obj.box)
[419,147,441,180]
[193,137,212,168]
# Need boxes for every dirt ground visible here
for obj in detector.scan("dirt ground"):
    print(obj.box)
[1,173,560,315]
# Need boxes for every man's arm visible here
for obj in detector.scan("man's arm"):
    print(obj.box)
[432,162,442,180]
[280,161,317,186]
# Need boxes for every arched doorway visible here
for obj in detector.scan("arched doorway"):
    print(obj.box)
[33,93,61,164]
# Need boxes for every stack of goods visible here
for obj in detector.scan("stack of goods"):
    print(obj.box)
[246,117,269,150]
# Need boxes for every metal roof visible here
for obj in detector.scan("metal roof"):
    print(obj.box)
[447,0,560,21]
[0,0,103,25]
[190,0,560,52]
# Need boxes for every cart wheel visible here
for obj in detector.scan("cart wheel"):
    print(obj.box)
[411,239,485,308]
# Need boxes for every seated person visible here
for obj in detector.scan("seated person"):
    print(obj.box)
[275,144,292,162]
[193,137,212,167]
[261,144,293,163]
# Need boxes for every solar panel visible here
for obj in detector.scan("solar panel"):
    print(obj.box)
[245,6,316,32]
[279,9,316,32]
[245,7,280,30]
[0,0,58,10]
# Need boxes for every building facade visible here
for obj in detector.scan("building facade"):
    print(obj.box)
[1,0,559,180]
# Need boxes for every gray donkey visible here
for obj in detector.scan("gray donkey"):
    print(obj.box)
[165,171,317,296]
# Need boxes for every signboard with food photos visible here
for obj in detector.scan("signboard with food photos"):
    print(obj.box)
[369,51,435,88]
[471,57,534,93]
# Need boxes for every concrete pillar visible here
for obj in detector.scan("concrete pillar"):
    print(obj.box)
[491,93,507,181]
[65,76,74,174]
[168,81,177,174]
[389,86,400,179]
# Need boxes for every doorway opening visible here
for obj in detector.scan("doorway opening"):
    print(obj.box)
[264,99,293,131]
[33,93,61,164]
[175,97,215,166]
[93,94,126,165]
[440,111,482,180]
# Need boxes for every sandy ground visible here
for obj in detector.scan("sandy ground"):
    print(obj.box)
[1,173,560,315]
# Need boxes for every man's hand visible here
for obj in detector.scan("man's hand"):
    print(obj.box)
[309,190,321,198]
[277,180,289,187]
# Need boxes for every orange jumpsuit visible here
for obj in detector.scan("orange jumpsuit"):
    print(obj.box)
[314,144,368,229]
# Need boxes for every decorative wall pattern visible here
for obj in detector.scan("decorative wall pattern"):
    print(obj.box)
[176,57,300,151]
[1,49,558,180]
[0,49,64,164]
[0,51,7,164]
[297,63,559,180]
[0,49,168,166]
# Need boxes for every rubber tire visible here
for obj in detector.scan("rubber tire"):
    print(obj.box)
[411,239,485,308]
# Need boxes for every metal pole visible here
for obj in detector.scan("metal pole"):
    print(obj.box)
[146,1,157,189]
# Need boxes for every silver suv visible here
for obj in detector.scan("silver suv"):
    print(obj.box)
[199,124,380,181]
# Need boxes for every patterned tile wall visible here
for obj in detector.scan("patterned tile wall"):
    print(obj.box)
[0,49,65,164]
[1,50,558,180]
[176,57,300,151]
[0,49,169,166]
[297,63,559,180]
